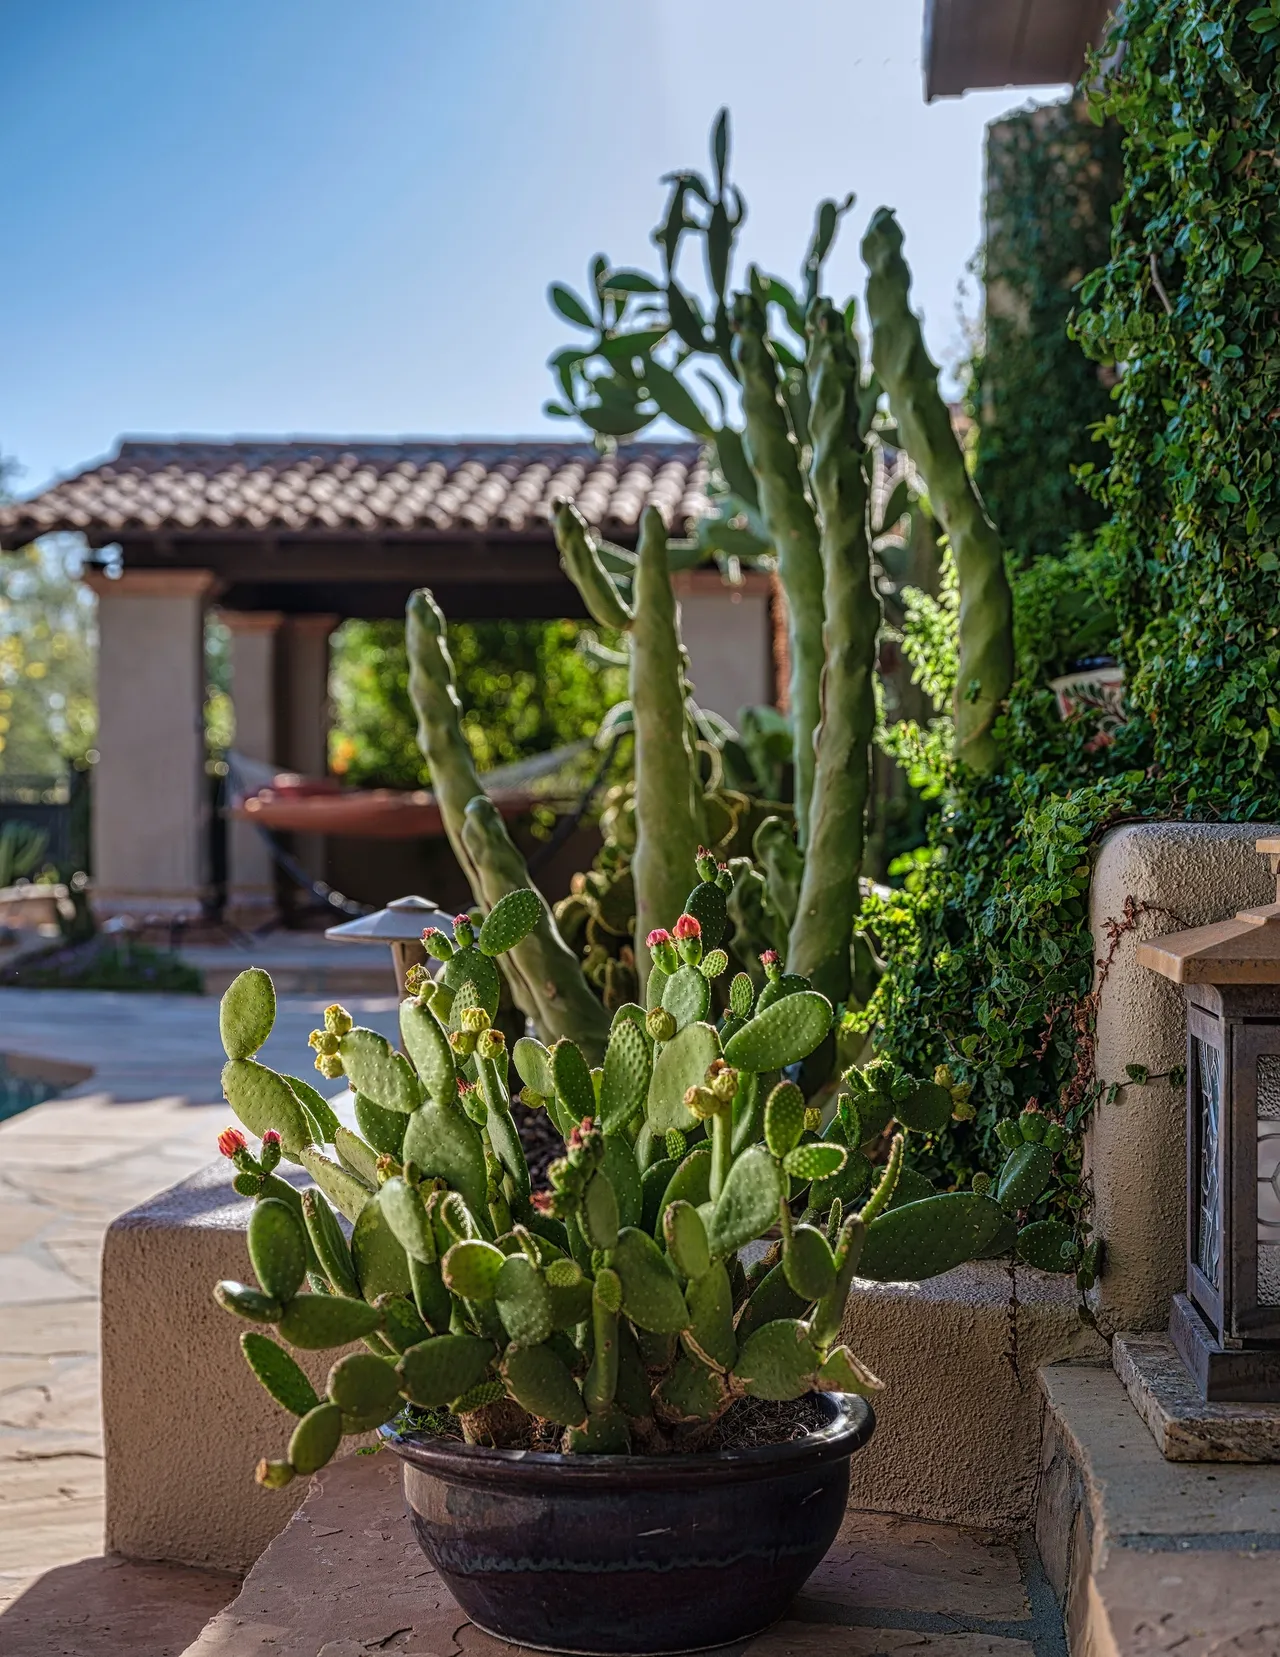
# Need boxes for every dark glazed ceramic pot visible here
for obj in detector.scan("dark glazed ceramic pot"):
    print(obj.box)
[382,1393,874,1655]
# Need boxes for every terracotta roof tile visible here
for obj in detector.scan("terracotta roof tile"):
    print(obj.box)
[0,439,710,547]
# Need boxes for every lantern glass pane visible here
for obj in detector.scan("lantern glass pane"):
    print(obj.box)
[1194,1036,1223,1290]
[1257,1055,1280,1307]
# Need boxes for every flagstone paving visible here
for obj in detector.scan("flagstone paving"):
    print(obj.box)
[0,990,399,1646]
[181,1453,1066,1657]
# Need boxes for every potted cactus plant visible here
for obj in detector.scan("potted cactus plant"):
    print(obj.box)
[212,870,1017,1654]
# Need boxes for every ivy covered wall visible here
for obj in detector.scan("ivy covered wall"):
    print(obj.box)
[1074,0,1280,813]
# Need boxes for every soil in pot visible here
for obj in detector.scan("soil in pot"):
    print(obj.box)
[383,1390,874,1656]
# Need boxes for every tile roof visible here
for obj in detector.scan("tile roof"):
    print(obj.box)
[0,439,710,547]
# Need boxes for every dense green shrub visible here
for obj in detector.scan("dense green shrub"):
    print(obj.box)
[871,2,1280,1218]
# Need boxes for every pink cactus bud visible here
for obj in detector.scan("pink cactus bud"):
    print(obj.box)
[457,1077,474,1094]
[218,1127,247,1159]
[261,1129,281,1147]
[673,913,701,941]
[646,928,673,949]
[760,949,779,967]
[453,914,471,930]
[531,1190,554,1214]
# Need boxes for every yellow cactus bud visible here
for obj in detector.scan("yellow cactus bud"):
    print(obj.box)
[684,1084,723,1121]
[460,1005,491,1035]
[324,1004,353,1037]
[706,1061,738,1105]
[803,1106,823,1133]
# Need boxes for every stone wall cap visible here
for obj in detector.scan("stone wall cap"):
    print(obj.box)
[1138,906,1280,985]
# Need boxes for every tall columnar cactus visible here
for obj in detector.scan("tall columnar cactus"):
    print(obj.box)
[538,110,1019,1026]
[785,299,879,1004]
[211,876,1037,1478]
[729,287,825,850]
[553,502,705,989]
[861,208,1014,777]
[406,589,611,1061]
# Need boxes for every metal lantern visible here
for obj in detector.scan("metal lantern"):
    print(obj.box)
[325,894,454,996]
[1138,838,1280,1401]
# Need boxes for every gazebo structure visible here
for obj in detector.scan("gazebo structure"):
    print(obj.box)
[923,0,1113,99]
[0,439,773,925]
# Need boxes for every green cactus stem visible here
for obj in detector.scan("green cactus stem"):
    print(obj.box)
[553,500,635,632]
[551,501,704,990]
[406,587,609,1060]
[861,208,1013,776]
[786,300,878,1003]
[731,285,824,847]
[628,509,705,987]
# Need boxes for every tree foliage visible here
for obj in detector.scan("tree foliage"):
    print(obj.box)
[968,100,1122,570]
[0,539,96,776]
[329,618,627,789]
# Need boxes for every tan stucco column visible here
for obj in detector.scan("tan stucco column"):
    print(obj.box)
[671,571,773,721]
[219,609,284,929]
[85,568,218,921]
[277,614,337,904]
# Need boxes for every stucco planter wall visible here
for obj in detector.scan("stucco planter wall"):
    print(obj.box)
[1086,821,1280,1336]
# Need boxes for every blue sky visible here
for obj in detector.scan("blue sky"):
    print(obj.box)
[2,0,1066,495]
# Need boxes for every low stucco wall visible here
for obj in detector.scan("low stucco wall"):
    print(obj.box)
[1085,822,1280,1336]
[842,1262,1102,1527]
[101,1162,366,1573]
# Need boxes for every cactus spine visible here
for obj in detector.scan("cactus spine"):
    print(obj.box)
[785,298,879,1003]
[860,207,1013,776]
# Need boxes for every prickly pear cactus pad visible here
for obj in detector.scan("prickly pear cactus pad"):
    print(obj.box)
[210,879,1021,1480]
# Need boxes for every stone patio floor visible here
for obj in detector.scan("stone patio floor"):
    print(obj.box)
[184,1452,1066,1657]
[0,989,399,1653]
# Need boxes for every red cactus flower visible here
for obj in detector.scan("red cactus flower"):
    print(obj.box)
[673,913,701,941]
[457,1077,474,1093]
[217,1126,247,1159]
[696,845,710,860]
[760,949,779,966]
[453,914,472,929]
[531,1190,554,1214]
[261,1129,281,1147]
[646,928,673,949]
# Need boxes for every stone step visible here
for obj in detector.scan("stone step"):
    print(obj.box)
[0,1555,239,1657]
[1037,1361,1280,1654]
[181,1450,1064,1657]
